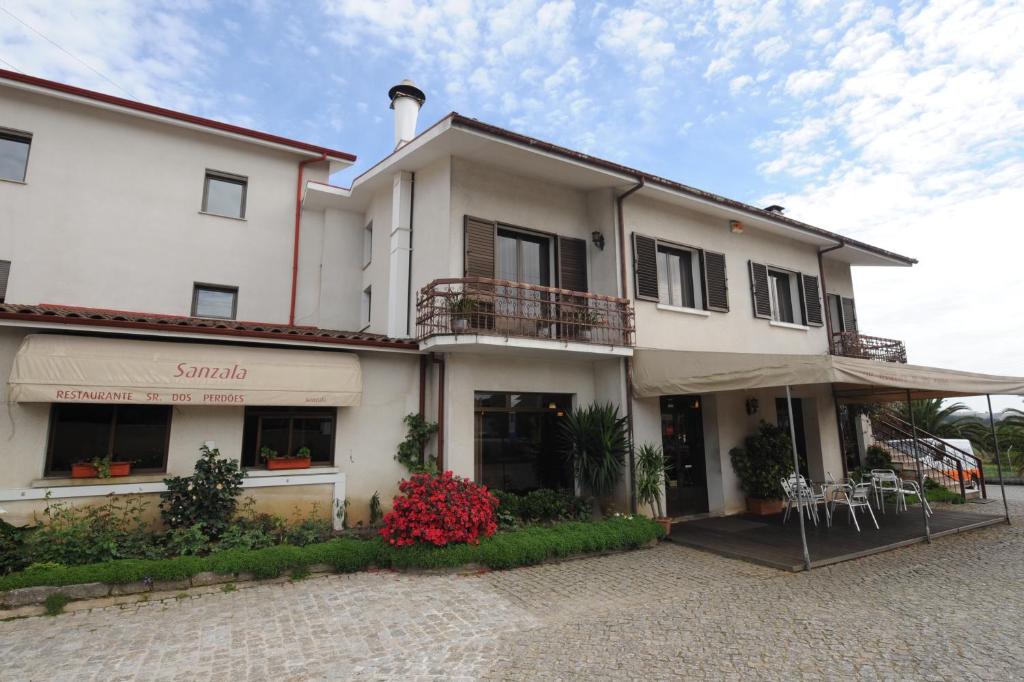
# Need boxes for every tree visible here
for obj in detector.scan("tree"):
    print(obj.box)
[893,398,974,438]
[558,402,629,499]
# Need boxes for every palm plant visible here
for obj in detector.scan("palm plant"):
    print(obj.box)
[635,443,670,518]
[893,398,974,438]
[558,402,629,499]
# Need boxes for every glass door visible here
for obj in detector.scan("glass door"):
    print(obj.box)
[497,228,552,333]
[660,395,709,516]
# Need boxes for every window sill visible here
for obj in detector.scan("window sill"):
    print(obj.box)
[245,466,339,477]
[0,177,27,185]
[198,210,247,222]
[656,303,711,318]
[31,473,168,488]
[769,320,810,331]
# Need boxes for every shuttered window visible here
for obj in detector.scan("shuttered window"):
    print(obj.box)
[799,274,823,326]
[0,260,10,303]
[841,296,858,333]
[557,236,588,292]
[464,217,496,277]
[700,251,729,312]
[748,261,772,319]
[632,233,660,301]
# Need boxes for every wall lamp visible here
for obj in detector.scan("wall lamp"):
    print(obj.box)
[730,220,744,234]
[591,231,605,250]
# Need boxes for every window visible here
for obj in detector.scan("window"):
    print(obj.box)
[202,170,247,218]
[474,392,574,493]
[46,404,171,475]
[363,222,373,267]
[0,130,31,182]
[768,269,799,324]
[0,260,10,303]
[749,261,822,326]
[656,245,700,309]
[241,407,336,467]
[192,284,238,319]
[361,286,372,328]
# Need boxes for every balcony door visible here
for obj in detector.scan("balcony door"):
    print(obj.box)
[497,228,552,328]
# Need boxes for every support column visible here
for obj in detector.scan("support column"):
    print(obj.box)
[906,390,931,542]
[387,171,413,339]
[987,395,1011,525]
[786,385,811,571]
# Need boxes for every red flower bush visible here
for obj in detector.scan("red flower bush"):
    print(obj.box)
[380,471,498,547]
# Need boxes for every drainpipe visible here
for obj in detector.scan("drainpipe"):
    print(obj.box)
[290,153,328,326]
[432,353,446,471]
[616,178,644,514]
[406,172,416,337]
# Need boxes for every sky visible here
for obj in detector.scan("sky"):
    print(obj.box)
[1,0,1022,410]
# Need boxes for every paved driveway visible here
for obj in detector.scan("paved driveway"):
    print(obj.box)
[2,488,1022,681]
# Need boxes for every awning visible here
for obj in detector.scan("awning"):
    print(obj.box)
[8,334,361,406]
[632,349,1024,402]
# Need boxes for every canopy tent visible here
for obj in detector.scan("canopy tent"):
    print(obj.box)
[8,334,362,407]
[632,349,1024,402]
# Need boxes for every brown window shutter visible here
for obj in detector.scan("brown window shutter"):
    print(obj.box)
[699,250,729,312]
[800,274,823,326]
[841,296,858,333]
[0,260,9,302]
[557,236,588,292]
[748,261,771,318]
[464,216,496,277]
[632,233,659,301]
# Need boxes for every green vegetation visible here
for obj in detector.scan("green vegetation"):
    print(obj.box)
[0,516,663,594]
[395,413,439,474]
[729,422,795,500]
[558,402,629,498]
[43,592,71,616]
[635,443,670,518]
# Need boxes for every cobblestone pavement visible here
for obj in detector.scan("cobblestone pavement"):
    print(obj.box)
[1,489,1021,681]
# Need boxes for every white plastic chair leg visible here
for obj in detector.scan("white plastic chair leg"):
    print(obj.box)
[865,502,879,530]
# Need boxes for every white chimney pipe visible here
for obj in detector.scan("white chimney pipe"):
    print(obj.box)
[388,79,426,150]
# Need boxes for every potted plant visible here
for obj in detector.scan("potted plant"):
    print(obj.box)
[71,454,132,479]
[261,445,312,470]
[636,442,673,535]
[446,293,477,333]
[572,308,603,342]
[729,421,795,515]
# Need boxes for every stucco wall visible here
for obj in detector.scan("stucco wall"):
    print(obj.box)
[0,86,329,324]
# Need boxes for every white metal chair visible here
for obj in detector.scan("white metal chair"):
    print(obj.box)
[871,469,901,514]
[896,478,933,516]
[783,475,828,527]
[829,481,879,532]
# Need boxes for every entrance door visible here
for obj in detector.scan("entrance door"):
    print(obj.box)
[776,397,808,476]
[660,395,709,516]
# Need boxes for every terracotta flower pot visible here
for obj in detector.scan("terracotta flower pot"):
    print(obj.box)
[108,461,132,477]
[70,461,132,478]
[746,497,784,515]
[266,457,312,470]
[655,517,673,536]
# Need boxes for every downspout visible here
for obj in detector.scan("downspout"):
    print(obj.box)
[818,241,846,475]
[433,353,446,471]
[290,152,328,326]
[616,178,644,514]
[406,172,416,337]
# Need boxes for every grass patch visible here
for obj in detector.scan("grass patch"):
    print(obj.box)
[0,516,663,594]
[43,592,71,616]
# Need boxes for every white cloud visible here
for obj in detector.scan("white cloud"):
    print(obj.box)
[598,7,676,80]
[784,69,834,95]
[729,74,754,94]
[753,36,789,62]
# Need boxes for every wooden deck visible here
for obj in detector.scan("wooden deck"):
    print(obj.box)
[668,502,1005,572]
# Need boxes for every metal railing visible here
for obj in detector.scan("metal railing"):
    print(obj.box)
[832,332,907,363]
[870,412,986,502]
[416,277,634,347]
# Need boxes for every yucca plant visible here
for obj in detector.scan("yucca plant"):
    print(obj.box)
[558,402,629,499]
[635,442,670,518]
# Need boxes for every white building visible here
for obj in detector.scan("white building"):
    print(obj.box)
[2,69,1021,528]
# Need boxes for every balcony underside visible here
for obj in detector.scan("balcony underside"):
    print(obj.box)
[419,333,633,357]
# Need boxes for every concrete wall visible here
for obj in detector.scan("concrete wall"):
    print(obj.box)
[0,85,333,325]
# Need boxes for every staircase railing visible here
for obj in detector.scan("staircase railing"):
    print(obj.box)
[870,412,986,502]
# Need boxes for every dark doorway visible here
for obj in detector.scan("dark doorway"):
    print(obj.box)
[660,395,709,516]
[475,391,573,494]
[776,397,808,475]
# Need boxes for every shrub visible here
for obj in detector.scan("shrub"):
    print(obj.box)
[729,421,795,500]
[380,471,498,547]
[281,506,333,547]
[559,402,629,498]
[44,592,71,616]
[0,518,29,575]
[395,413,439,473]
[865,445,894,470]
[635,442,670,517]
[22,495,159,566]
[493,489,589,526]
[160,446,246,537]
[163,524,211,557]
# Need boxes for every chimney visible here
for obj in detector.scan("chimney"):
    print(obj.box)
[388,79,426,149]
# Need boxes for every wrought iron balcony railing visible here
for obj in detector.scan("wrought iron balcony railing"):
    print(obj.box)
[416,277,634,347]
[832,331,907,363]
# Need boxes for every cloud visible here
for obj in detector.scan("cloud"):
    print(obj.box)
[784,69,834,95]
[598,7,677,80]
[753,36,788,62]
[728,74,754,94]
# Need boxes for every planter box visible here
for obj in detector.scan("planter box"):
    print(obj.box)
[70,461,131,478]
[746,497,784,515]
[266,457,311,470]
[655,517,673,536]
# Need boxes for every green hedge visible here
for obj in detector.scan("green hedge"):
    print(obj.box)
[0,516,662,593]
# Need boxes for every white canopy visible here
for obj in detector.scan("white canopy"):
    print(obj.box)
[632,349,1024,402]
[8,334,362,407]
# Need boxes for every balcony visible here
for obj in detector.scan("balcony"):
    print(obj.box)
[831,331,907,363]
[416,277,634,353]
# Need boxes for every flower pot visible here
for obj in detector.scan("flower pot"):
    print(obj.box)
[70,461,132,478]
[266,456,312,470]
[451,317,469,333]
[746,497,784,515]
[655,517,673,536]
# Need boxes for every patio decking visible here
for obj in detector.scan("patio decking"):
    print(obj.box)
[668,502,1005,571]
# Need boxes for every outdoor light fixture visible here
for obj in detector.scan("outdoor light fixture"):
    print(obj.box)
[591,231,605,250]
[729,220,744,234]
[745,398,759,415]
[547,401,558,409]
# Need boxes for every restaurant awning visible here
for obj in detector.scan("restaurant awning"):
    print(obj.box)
[632,349,1024,402]
[8,334,362,406]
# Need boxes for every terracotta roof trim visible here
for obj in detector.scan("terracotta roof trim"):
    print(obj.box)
[0,69,356,163]
[448,114,917,265]
[0,304,418,351]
